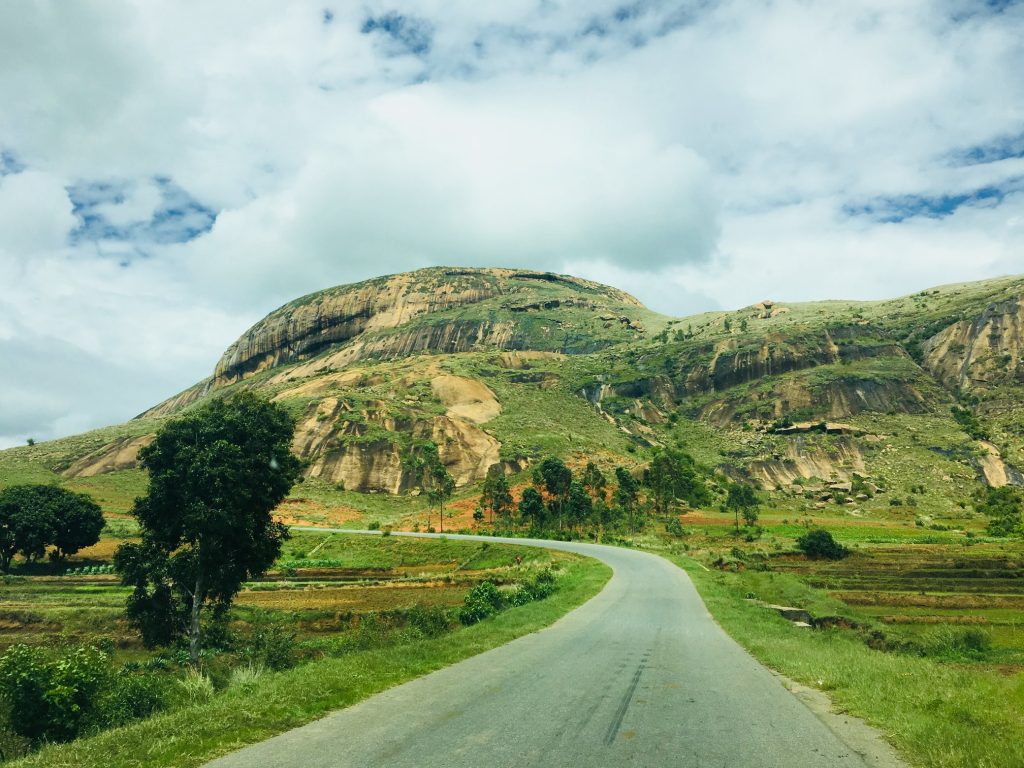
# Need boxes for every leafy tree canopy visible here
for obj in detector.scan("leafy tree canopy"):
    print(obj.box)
[114,392,300,664]
[643,448,711,514]
[796,528,850,560]
[0,485,103,570]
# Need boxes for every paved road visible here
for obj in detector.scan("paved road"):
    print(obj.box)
[208,533,882,768]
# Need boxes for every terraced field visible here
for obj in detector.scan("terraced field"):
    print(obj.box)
[773,544,1024,666]
[0,531,564,662]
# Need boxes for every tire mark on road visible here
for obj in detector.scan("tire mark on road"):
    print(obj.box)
[604,660,645,745]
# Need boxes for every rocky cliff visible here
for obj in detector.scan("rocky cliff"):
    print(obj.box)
[211,267,645,388]
[921,294,1024,390]
[42,269,1024,503]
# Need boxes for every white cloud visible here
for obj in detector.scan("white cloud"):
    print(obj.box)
[0,171,75,254]
[0,0,1022,444]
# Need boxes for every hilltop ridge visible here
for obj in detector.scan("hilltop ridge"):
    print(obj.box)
[3,268,1024,525]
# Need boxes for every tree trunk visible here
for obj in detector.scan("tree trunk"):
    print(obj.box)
[439,500,444,533]
[189,572,203,668]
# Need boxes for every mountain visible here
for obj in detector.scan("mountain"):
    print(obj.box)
[4,267,1024,521]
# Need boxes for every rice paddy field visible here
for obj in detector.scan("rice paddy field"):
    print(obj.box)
[0,530,567,666]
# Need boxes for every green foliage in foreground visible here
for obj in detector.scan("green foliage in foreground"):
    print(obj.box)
[0,645,166,746]
[9,556,611,768]
[670,554,1024,768]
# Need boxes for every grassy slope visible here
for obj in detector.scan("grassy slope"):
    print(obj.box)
[664,552,1024,768]
[2,272,1023,525]
[10,554,611,768]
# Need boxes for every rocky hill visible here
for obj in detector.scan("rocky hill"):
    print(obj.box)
[4,267,1024,523]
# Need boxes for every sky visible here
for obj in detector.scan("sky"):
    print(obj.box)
[1,0,1023,448]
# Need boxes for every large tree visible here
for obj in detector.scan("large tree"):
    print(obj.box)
[406,442,455,532]
[643,448,710,515]
[517,487,547,529]
[0,485,101,570]
[49,489,104,561]
[534,456,572,530]
[723,482,760,532]
[114,392,300,665]
[614,467,640,532]
[480,468,513,525]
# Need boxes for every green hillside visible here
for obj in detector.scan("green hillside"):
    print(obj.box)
[2,267,1023,529]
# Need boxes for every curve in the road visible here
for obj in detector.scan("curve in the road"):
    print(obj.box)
[207,532,895,768]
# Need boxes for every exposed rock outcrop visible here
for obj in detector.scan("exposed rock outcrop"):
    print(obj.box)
[62,435,154,477]
[974,441,1024,487]
[677,329,900,395]
[212,268,643,387]
[292,397,501,493]
[430,375,501,424]
[922,295,1024,390]
[698,371,934,427]
[743,437,866,489]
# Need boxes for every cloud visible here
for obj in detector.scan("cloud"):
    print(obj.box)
[0,0,1023,444]
[0,171,75,255]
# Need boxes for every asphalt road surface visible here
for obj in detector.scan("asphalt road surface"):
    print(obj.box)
[207,532,890,768]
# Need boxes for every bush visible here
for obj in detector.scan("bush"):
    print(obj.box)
[918,626,993,660]
[98,669,167,727]
[459,581,506,625]
[795,529,850,560]
[406,605,452,638]
[665,517,686,537]
[0,644,109,744]
[242,621,298,671]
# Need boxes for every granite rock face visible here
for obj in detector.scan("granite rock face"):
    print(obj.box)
[211,267,643,387]
[922,295,1024,390]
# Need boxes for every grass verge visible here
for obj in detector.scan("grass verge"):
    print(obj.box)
[10,554,611,768]
[665,553,1024,768]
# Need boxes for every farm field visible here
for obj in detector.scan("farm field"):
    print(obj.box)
[0,530,606,766]
[639,506,1024,768]
[0,531,566,662]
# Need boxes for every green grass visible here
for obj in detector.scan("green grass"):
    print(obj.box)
[8,553,611,768]
[281,530,550,570]
[666,552,1024,768]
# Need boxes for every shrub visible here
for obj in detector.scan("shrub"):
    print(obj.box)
[528,568,557,599]
[0,644,109,744]
[242,622,298,671]
[459,581,506,625]
[98,669,167,727]
[406,605,452,638]
[665,517,686,537]
[795,529,850,560]
[918,626,993,660]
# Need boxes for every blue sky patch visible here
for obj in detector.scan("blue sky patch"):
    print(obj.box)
[0,151,25,176]
[68,176,217,247]
[361,12,433,56]
[950,130,1024,165]
[843,181,1020,223]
